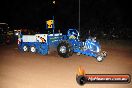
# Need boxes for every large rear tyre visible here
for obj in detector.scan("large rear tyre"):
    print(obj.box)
[57,41,73,58]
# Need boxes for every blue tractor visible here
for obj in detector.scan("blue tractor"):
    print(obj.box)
[57,29,107,62]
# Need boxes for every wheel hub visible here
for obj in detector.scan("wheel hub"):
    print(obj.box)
[23,46,28,51]
[60,46,66,53]
[31,47,36,52]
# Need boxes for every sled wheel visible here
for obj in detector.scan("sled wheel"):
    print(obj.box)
[30,46,36,53]
[57,41,73,58]
[23,45,28,52]
[76,75,87,85]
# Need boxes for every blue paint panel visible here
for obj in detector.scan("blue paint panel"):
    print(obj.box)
[47,35,63,48]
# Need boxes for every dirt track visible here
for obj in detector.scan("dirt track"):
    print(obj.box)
[0,41,132,88]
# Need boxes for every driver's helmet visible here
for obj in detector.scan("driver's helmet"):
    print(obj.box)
[72,31,78,37]
[72,31,75,35]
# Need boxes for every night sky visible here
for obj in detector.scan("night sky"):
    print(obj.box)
[0,0,132,29]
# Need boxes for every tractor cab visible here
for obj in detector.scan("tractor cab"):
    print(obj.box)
[67,29,80,39]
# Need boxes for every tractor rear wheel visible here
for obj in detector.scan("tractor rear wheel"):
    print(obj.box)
[57,41,73,58]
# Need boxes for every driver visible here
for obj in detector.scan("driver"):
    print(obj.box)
[69,31,77,39]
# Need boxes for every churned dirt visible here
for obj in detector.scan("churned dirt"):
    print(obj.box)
[0,40,132,88]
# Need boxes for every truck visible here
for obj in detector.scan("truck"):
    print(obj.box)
[18,18,107,62]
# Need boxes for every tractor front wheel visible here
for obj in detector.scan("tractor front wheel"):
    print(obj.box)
[57,41,73,58]
[96,55,104,62]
